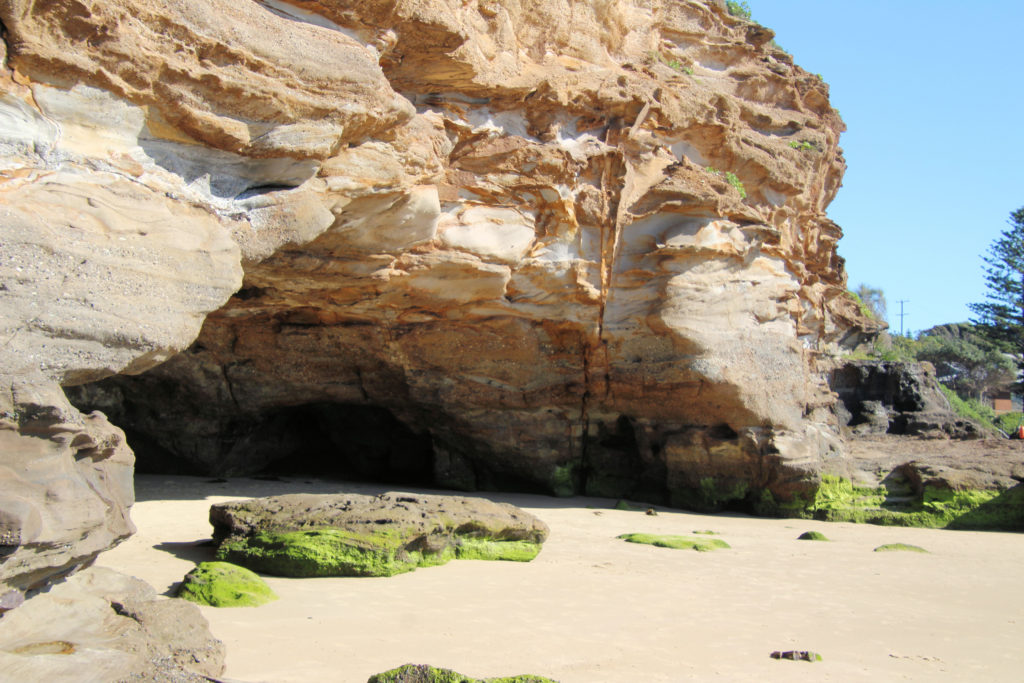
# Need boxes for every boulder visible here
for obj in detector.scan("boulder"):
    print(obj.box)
[210,491,549,577]
[0,567,225,681]
[830,361,982,438]
[177,561,278,608]
[0,385,134,595]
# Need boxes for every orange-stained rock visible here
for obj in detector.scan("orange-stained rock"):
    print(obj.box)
[1,0,879,591]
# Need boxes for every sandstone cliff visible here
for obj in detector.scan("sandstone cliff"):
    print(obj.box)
[1,0,865,595]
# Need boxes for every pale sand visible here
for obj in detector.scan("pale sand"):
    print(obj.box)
[99,475,1024,682]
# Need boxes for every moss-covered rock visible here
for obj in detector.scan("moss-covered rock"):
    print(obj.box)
[797,531,829,541]
[617,533,730,551]
[210,491,548,578]
[176,561,278,607]
[366,664,558,683]
[786,475,1024,531]
[455,538,542,562]
[874,543,928,553]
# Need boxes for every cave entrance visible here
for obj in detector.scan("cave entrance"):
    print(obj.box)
[66,382,436,485]
[221,403,435,484]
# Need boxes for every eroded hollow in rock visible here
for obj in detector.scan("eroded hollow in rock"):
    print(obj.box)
[221,403,435,482]
[66,383,435,485]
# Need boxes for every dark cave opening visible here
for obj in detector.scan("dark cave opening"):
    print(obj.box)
[65,381,436,485]
[220,403,436,483]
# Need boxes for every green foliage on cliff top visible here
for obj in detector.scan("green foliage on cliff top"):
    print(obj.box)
[176,561,278,608]
[726,1,752,20]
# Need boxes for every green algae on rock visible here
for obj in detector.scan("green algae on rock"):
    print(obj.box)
[797,530,829,541]
[788,475,1024,531]
[367,664,558,683]
[176,561,278,607]
[617,533,730,551]
[874,543,928,553]
[210,491,548,578]
[455,538,542,562]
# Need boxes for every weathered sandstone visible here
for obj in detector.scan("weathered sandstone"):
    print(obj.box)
[210,491,549,576]
[58,0,865,515]
[0,566,225,681]
[1,0,882,595]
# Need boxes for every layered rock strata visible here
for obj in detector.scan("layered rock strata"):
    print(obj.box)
[57,0,863,516]
[1,0,870,595]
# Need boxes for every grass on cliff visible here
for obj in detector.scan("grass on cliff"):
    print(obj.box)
[937,384,1001,433]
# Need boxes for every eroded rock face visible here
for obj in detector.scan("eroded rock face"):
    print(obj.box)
[56,0,865,513]
[830,361,981,438]
[2,0,871,597]
[0,0,402,592]
[0,384,134,595]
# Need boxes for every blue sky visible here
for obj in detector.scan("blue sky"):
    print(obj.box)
[749,1,1024,335]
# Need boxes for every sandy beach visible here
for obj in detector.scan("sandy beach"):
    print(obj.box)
[98,475,1024,682]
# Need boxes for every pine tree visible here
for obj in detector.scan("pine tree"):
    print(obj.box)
[968,206,1024,388]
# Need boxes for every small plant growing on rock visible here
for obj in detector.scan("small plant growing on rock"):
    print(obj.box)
[724,171,747,199]
[704,167,747,200]
[649,51,693,75]
[789,140,816,152]
[726,1,752,20]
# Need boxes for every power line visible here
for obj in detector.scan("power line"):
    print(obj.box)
[897,300,909,336]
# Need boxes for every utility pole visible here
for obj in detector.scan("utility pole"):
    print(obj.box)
[897,300,908,337]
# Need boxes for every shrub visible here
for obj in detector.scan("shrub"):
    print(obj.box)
[937,384,998,432]
[726,1,752,20]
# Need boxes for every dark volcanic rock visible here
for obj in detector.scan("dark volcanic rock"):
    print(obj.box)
[830,360,981,438]
[210,491,549,577]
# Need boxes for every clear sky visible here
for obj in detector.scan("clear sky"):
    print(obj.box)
[748,1,1024,335]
